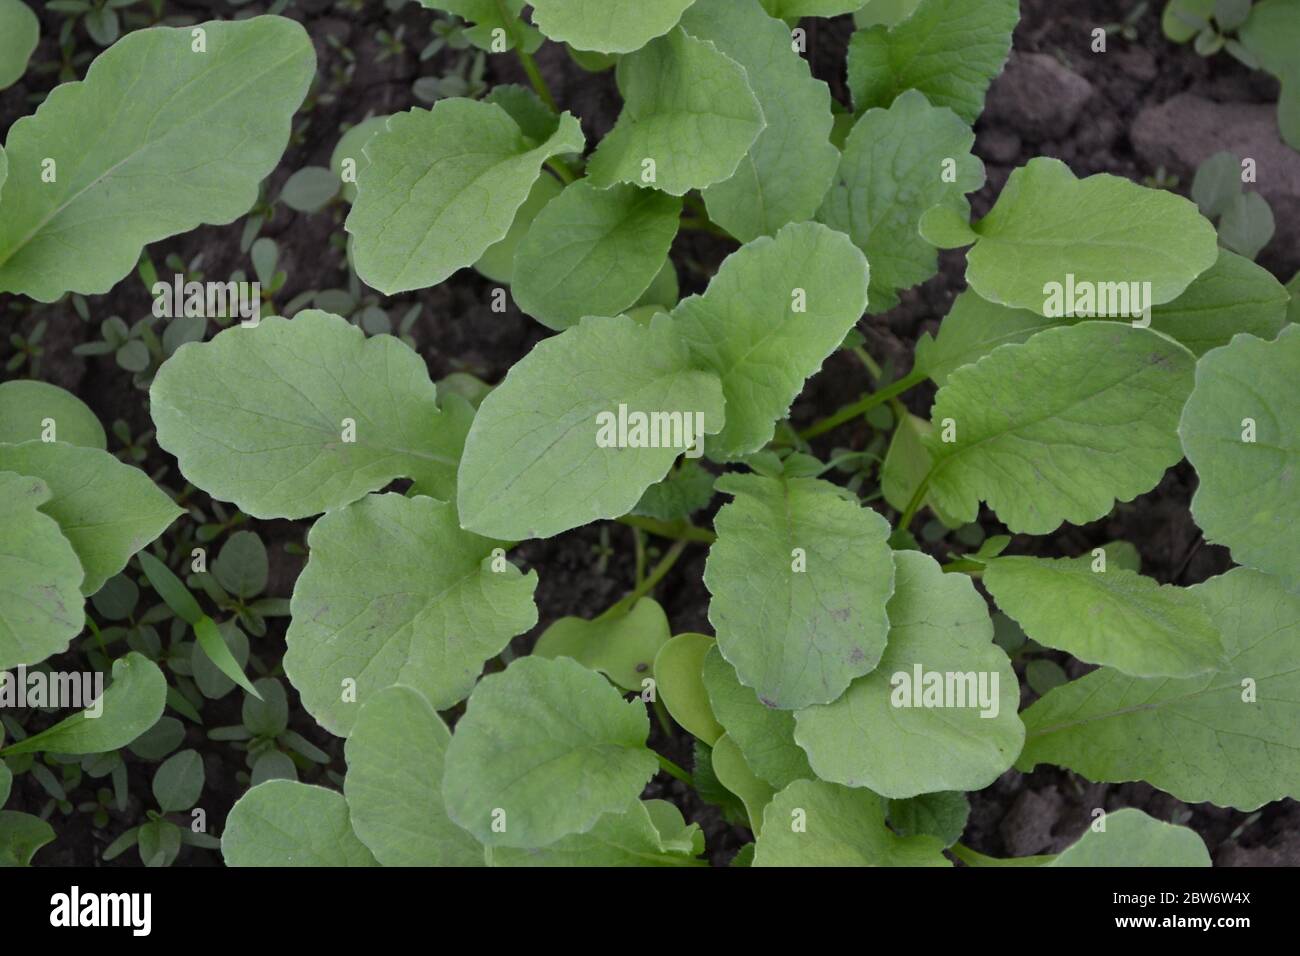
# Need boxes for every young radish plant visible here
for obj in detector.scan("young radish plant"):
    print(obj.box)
[2,2,1298,867]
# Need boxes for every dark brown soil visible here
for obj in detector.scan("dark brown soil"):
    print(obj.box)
[2,0,1295,867]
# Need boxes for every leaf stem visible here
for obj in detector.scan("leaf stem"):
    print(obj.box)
[654,752,694,786]
[898,472,932,531]
[800,367,928,440]
[597,538,690,622]
[617,515,716,544]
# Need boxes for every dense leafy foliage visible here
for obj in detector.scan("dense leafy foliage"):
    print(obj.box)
[3,0,1297,869]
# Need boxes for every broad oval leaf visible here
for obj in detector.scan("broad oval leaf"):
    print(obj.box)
[1018,568,1300,811]
[0,16,315,301]
[0,380,105,449]
[152,749,204,813]
[1150,249,1291,355]
[533,597,671,691]
[1180,325,1300,587]
[682,0,839,242]
[701,644,812,789]
[926,157,1219,315]
[346,100,584,295]
[711,733,776,835]
[819,89,984,313]
[704,473,895,710]
[528,0,697,54]
[0,0,38,91]
[924,322,1196,534]
[671,221,869,459]
[761,0,868,14]
[456,313,724,540]
[0,442,181,595]
[653,633,724,745]
[1047,809,1211,867]
[474,172,563,284]
[151,311,458,521]
[847,0,1018,123]
[753,779,950,867]
[0,472,83,672]
[285,493,538,736]
[983,555,1225,678]
[442,655,658,848]
[344,685,485,867]
[512,180,682,330]
[486,800,703,867]
[222,780,378,867]
[1,653,165,756]
[585,27,765,197]
[0,811,54,867]
[794,550,1024,798]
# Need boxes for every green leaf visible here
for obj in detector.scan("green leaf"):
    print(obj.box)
[711,733,776,835]
[418,1,542,52]
[753,779,950,866]
[285,493,538,736]
[135,551,202,626]
[671,221,869,459]
[794,551,1023,798]
[916,253,1289,388]
[279,166,339,214]
[1238,0,1300,149]
[916,291,1058,388]
[212,531,268,599]
[533,598,672,691]
[701,645,812,789]
[330,114,389,205]
[1163,0,1215,42]
[0,763,10,807]
[0,0,38,91]
[152,749,204,813]
[0,472,83,671]
[847,0,1018,123]
[456,314,724,540]
[194,616,262,700]
[0,443,181,595]
[653,633,724,744]
[818,89,984,313]
[1191,151,1242,218]
[682,0,839,242]
[880,412,963,526]
[344,685,485,867]
[1,653,165,756]
[222,780,378,866]
[528,0,697,53]
[927,158,1219,315]
[1047,809,1211,866]
[985,556,1225,678]
[924,323,1196,534]
[512,181,682,330]
[486,800,703,866]
[1018,568,1300,810]
[0,17,315,301]
[474,172,563,284]
[888,791,969,848]
[631,460,715,521]
[345,101,584,295]
[442,656,658,848]
[0,811,55,866]
[1218,191,1275,260]
[1180,325,1300,587]
[1149,249,1290,354]
[585,27,765,196]
[0,382,104,450]
[704,473,894,709]
[151,311,457,520]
